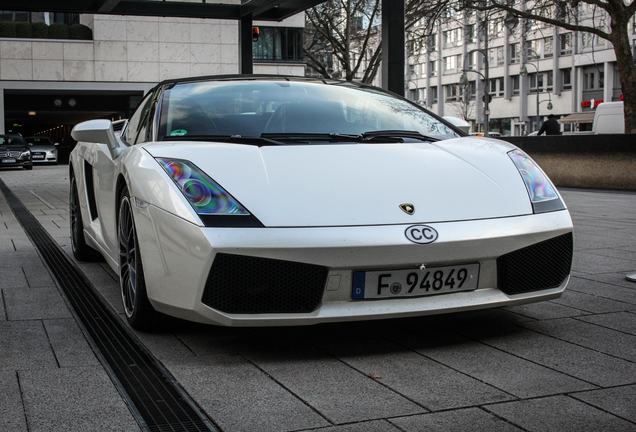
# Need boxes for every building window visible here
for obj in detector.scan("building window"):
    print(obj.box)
[253,27,303,62]
[428,34,437,52]
[432,86,438,104]
[445,84,459,101]
[562,68,572,90]
[0,10,79,25]
[544,37,554,58]
[584,72,595,90]
[526,40,540,59]
[429,60,437,76]
[496,46,505,66]
[510,43,520,64]
[465,24,476,43]
[443,55,461,72]
[466,51,475,70]
[443,28,461,48]
[546,70,553,91]
[599,71,605,89]
[408,63,417,78]
[560,33,572,55]
[512,75,520,95]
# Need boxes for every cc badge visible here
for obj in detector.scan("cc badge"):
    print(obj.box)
[405,225,439,244]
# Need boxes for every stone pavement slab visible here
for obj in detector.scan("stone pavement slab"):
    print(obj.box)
[486,395,636,432]
[570,385,636,423]
[3,287,72,320]
[0,371,27,432]
[521,317,636,363]
[455,318,636,387]
[19,366,141,432]
[166,353,331,432]
[244,345,426,424]
[396,329,596,398]
[319,339,513,411]
[0,321,58,370]
[390,407,524,432]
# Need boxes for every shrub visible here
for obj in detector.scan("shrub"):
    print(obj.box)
[15,21,33,38]
[0,21,17,38]
[32,22,49,39]
[69,23,92,40]
[48,23,69,39]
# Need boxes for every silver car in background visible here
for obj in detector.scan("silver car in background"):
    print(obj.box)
[25,136,58,164]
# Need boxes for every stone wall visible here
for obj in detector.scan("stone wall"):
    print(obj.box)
[500,135,636,190]
[0,13,305,83]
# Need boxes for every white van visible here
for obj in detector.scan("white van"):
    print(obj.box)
[593,101,625,134]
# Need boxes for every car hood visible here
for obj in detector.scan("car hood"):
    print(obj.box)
[143,137,534,227]
[0,146,28,152]
[29,144,55,151]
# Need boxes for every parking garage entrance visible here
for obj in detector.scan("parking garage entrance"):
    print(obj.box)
[1,84,152,163]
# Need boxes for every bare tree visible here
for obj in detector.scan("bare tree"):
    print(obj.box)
[304,0,452,83]
[459,0,636,133]
[447,85,476,121]
[304,0,382,83]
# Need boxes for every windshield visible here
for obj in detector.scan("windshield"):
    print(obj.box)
[158,80,460,141]
[26,137,52,145]
[0,135,26,147]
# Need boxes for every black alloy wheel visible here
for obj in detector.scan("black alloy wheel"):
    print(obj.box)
[118,187,157,330]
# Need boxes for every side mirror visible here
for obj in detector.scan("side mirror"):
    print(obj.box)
[72,119,121,158]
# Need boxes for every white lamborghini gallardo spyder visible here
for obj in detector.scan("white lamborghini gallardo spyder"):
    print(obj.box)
[69,75,573,330]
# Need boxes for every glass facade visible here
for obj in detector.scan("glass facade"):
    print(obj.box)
[253,27,303,62]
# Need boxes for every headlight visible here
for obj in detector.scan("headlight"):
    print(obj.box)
[508,149,565,213]
[156,158,263,227]
[19,151,31,159]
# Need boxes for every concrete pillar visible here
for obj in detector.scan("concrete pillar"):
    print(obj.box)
[0,89,4,134]
[239,14,253,74]
[604,62,613,102]
[381,0,405,96]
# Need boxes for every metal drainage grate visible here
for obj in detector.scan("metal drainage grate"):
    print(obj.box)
[0,179,217,432]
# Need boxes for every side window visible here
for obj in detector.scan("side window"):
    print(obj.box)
[124,92,154,145]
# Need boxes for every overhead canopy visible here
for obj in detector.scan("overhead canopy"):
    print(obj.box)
[0,0,325,21]
[558,113,595,124]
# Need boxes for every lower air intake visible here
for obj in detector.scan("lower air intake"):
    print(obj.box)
[497,233,573,295]
[202,253,328,314]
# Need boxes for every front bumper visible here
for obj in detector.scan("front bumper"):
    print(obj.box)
[133,205,573,326]
[0,158,32,168]
[31,150,58,163]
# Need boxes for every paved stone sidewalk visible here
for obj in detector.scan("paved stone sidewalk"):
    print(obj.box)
[1,165,635,432]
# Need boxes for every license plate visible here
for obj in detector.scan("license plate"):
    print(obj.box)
[32,155,45,159]
[352,263,480,299]
[1,158,16,163]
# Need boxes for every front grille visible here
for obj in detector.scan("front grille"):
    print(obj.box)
[0,150,21,158]
[202,253,329,314]
[497,233,573,295]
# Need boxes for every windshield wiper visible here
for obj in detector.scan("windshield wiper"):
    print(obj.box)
[161,135,284,146]
[260,133,359,143]
[358,130,440,142]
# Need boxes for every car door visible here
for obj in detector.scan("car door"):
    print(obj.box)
[88,91,157,262]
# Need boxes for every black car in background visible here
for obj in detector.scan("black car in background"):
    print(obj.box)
[0,135,33,170]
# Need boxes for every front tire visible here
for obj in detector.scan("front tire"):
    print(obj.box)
[118,187,158,331]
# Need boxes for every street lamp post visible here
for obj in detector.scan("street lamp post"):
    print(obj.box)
[458,49,489,137]
[520,49,553,133]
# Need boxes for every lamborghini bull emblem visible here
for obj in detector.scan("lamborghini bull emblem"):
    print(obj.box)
[399,203,415,215]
